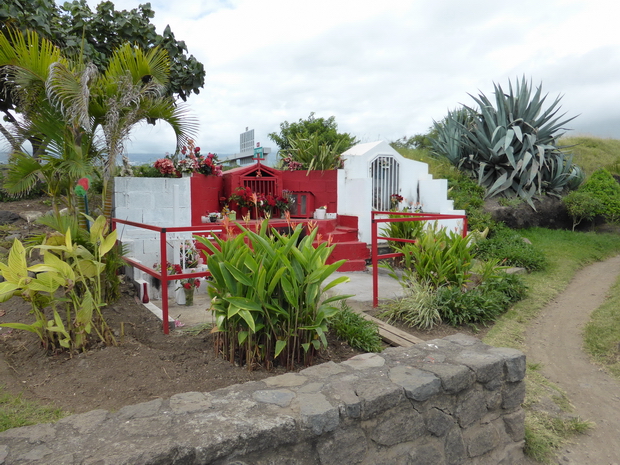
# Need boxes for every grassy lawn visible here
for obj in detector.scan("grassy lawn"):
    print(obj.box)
[0,386,65,433]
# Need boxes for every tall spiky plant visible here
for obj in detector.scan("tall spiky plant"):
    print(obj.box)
[431,77,584,207]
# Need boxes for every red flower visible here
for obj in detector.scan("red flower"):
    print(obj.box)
[195,147,200,153]
[183,282,191,290]
[174,264,182,274]
[194,279,200,287]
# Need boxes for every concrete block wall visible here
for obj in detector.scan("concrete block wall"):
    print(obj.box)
[0,334,526,464]
[114,177,192,267]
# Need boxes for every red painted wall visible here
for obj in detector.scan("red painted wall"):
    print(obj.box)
[190,174,224,225]
[281,170,338,214]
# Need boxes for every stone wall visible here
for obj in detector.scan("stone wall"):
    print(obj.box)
[0,334,526,464]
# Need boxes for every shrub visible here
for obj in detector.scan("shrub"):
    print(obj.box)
[578,168,620,223]
[436,271,527,326]
[330,302,383,353]
[379,213,424,252]
[473,225,547,271]
[562,191,604,231]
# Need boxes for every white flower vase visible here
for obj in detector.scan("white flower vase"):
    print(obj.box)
[315,208,326,220]
[175,286,186,305]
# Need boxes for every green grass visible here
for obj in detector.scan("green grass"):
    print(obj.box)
[584,276,620,379]
[562,136,620,177]
[0,386,66,432]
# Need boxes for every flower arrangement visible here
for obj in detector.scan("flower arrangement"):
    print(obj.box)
[229,186,255,209]
[318,205,327,210]
[208,212,221,222]
[275,193,290,212]
[154,157,176,176]
[281,154,303,171]
[390,193,404,210]
[153,140,223,177]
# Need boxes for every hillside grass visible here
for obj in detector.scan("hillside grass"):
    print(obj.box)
[561,136,620,177]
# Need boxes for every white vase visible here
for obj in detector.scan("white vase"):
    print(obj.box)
[315,208,326,220]
[175,286,186,305]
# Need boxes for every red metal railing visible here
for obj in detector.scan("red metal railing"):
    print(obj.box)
[370,211,468,307]
[112,218,224,334]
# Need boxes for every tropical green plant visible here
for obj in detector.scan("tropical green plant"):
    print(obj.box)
[435,271,526,327]
[562,191,604,231]
[0,215,117,352]
[195,221,351,370]
[0,0,204,155]
[391,223,474,289]
[378,279,441,329]
[379,213,425,252]
[431,77,584,207]
[330,301,383,353]
[577,168,620,223]
[280,133,347,171]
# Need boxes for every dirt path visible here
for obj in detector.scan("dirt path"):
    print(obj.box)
[525,255,620,464]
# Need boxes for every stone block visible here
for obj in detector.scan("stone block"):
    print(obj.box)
[407,440,446,465]
[444,426,466,465]
[317,428,367,465]
[455,388,488,428]
[489,347,526,382]
[502,409,526,442]
[502,382,526,410]
[454,350,504,384]
[425,407,455,437]
[389,365,442,402]
[369,407,425,446]
[463,423,500,458]
[298,393,339,435]
[419,363,475,393]
[355,375,404,419]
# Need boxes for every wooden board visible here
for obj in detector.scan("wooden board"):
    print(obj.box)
[354,311,425,347]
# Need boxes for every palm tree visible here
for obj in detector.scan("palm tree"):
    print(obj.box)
[0,28,198,220]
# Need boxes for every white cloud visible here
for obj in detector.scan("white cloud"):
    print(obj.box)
[83,0,620,158]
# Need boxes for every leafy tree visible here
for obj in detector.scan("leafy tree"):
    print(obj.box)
[268,112,357,153]
[430,77,584,207]
[0,0,204,152]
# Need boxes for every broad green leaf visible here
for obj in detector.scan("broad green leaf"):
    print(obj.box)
[238,309,256,332]
[274,339,287,358]
[0,282,20,302]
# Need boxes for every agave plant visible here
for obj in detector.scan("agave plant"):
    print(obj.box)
[431,77,584,207]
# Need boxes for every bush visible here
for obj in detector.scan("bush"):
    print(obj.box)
[378,280,441,330]
[578,168,620,223]
[562,191,604,231]
[473,225,547,271]
[330,302,383,353]
[436,272,527,326]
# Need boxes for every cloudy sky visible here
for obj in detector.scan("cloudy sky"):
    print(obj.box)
[83,0,620,159]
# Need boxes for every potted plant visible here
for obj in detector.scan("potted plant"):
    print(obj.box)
[315,205,327,220]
